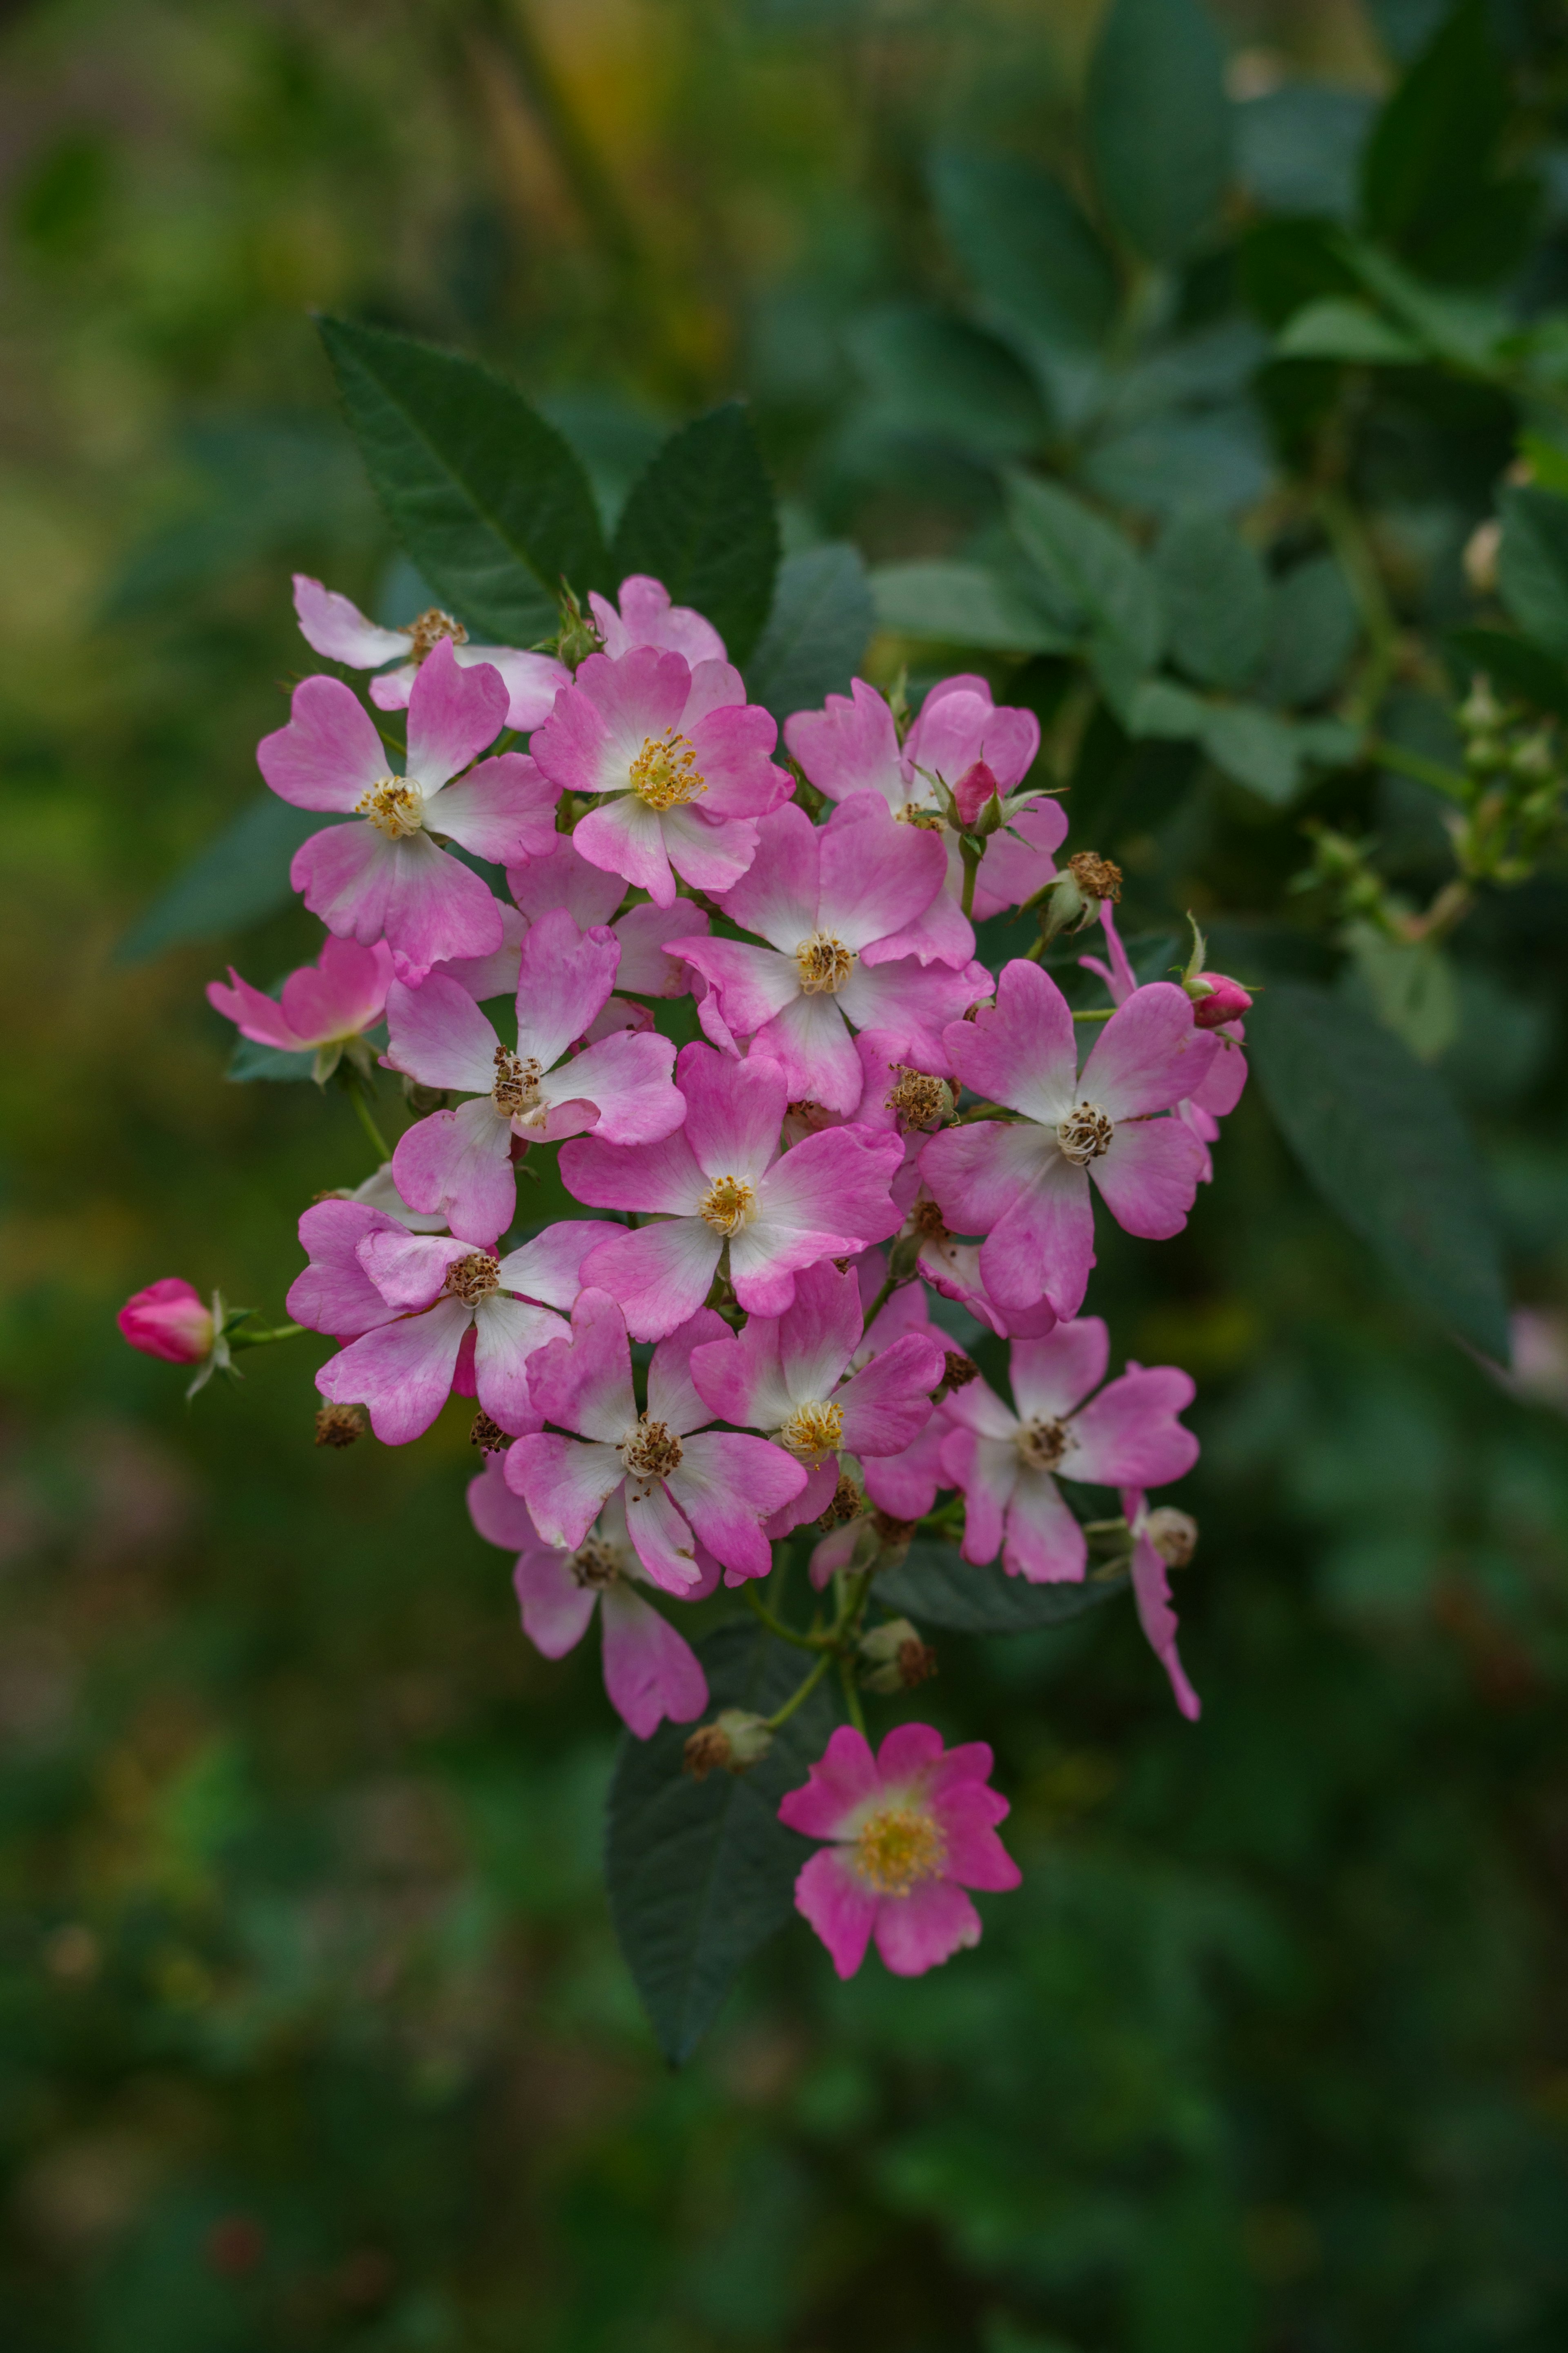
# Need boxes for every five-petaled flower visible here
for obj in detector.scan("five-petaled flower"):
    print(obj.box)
[1079,901,1247,1184]
[292,573,569,731]
[207,936,393,1077]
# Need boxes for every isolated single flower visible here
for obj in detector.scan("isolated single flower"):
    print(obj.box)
[207,935,393,1072]
[292,573,568,730]
[561,1043,905,1341]
[505,1289,808,1592]
[941,1318,1198,1583]
[586,573,726,666]
[385,910,685,1242]
[530,644,789,908]
[468,1460,710,1737]
[921,961,1218,1321]
[779,1723,1020,1979]
[669,797,986,1113]
[258,640,559,982]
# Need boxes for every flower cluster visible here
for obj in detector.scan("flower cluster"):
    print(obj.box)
[120,570,1241,1985]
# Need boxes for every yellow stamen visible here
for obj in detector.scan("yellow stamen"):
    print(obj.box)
[355,778,425,839]
[699,1174,757,1235]
[630,729,705,810]
[781,1398,844,1459]
[852,1803,944,1896]
[795,932,856,994]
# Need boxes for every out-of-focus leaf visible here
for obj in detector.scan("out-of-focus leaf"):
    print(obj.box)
[611,401,779,665]
[318,317,610,640]
[117,798,336,965]
[878,1542,1129,1635]
[1497,483,1568,658]
[1235,85,1375,223]
[745,544,873,722]
[1274,300,1424,365]
[226,1038,314,1082]
[1360,0,1537,286]
[1085,0,1232,265]
[1247,978,1509,1358]
[1259,554,1360,707]
[871,560,1074,653]
[1339,241,1511,370]
[1152,512,1270,691]
[846,303,1051,457]
[929,150,1118,353]
[1005,474,1164,704]
[1079,410,1273,519]
[1446,625,1568,720]
[605,1621,840,2065]
[1239,218,1361,329]
[1129,688,1357,801]
[1342,922,1459,1063]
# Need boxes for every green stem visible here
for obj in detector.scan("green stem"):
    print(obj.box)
[766,1648,834,1731]
[960,839,980,919]
[1365,735,1473,809]
[863,1269,907,1327]
[1316,488,1401,727]
[1072,1007,1115,1023]
[342,1068,391,1163]
[837,1653,868,1736]
[228,1321,306,1351]
[743,1583,827,1652]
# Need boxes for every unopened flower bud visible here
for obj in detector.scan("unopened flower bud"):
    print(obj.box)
[1143,1507,1198,1567]
[1510,729,1554,782]
[683,1708,773,1781]
[1458,677,1503,737]
[1185,972,1253,1029]
[1462,518,1501,596]
[952,759,1001,832]
[859,1617,938,1693]
[315,1402,366,1449]
[117,1279,214,1365]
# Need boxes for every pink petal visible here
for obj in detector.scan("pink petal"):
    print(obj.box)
[646,1305,733,1436]
[1008,1319,1109,1423]
[944,959,1077,1124]
[430,751,559,865]
[940,1372,1018,1443]
[292,574,409,668]
[258,674,386,811]
[776,1259,863,1402]
[459,645,570,732]
[836,1333,944,1457]
[287,1201,405,1340]
[591,574,726,665]
[860,1406,951,1521]
[682,700,788,817]
[919,1117,1046,1240]
[777,1722,881,1836]
[391,1097,515,1244]
[1125,1492,1201,1721]
[357,1228,469,1311]
[1188,1039,1247,1117]
[542,1028,684,1146]
[784,679,903,808]
[872,1878,984,1976]
[576,1219,722,1345]
[980,1151,1094,1320]
[658,804,764,897]
[687,1315,792,1434]
[523,1286,637,1439]
[599,1582,708,1734]
[751,990,861,1115]
[793,1848,880,1979]
[765,1454,841,1537]
[495,1219,619,1309]
[663,1431,808,1581]
[972,802,1067,921]
[403,638,507,792]
[573,793,677,906]
[613,900,709,996]
[514,1545,598,1657]
[836,956,984,1061]
[1078,983,1217,1120]
[207,967,304,1051]
[817,792,949,950]
[940,1427,1017,1566]
[474,1294,565,1433]
[278,936,392,1045]
[316,1295,472,1444]
[677,1041,789,1181]
[560,1126,707,1217]
[713,800,820,950]
[384,972,501,1093]
[292,824,503,984]
[467,1450,542,1552]
[1068,1364,1198,1488]
[624,1479,704,1593]
[432,903,526,1004]
[1080,900,1136,1004]
[751,1124,904,1256]
[1003,1471,1086,1584]
[507,835,626,929]
[510,908,620,1069]
[669,937,799,1037]
[505,1432,626,1549]
[1089,1116,1209,1241]
[906,683,1040,796]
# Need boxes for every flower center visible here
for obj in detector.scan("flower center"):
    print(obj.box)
[491,1046,544,1120]
[894,802,945,830]
[621,1416,684,1485]
[884,1065,950,1130]
[794,932,857,995]
[444,1251,501,1306]
[355,778,425,839]
[781,1398,844,1459]
[1056,1103,1114,1164]
[698,1174,757,1235]
[569,1535,624,1590]
[405,607,468,663]
[1016,1416,1070,1472]
[852,1802,944,1896]
[630,729,705,810]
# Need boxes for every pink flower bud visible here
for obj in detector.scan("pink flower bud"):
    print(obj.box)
[117,1278,214,1365]
[1187,973,1252,1028]
[952,759,999,830]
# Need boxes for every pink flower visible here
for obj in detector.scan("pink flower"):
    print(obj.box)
[529,645,789,908]
[1079,903,1247,1184]
[688,1259,945,1531]
[505,1289,808,1592]
[207,936,393,1062]
[560,1043,905,1341]
[920,961,1218,1323]
[314,1220,610,1445]
[779,1723,1020,1979]
[508,836,710,1000]
[257,640,559,983]
[668,798,987,1113]
[384,910,685,1242]
[117,1278,214,1365]
[586,573,726,666]
[468,1458,710,1737]
[287,1200,414,1344]
[941,1318,1197,1584]
[914,1230,1057,1341]
[785,675,1064,925]
[1124,1486,1202,1722]
[292,573,568,731]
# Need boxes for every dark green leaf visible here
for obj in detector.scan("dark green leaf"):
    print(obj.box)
[1446,624,1568,722]
[929,150,1118,352]
[1274,299,1424,366]
[744,545,873,723]
[611,402,780,665]
[1085,0,1232,265]
[878,1541,1130,1636]
[1152,512,1270,691]
[846,303,1051,457]
[1359,0,1536,286]
[605,1621,840,2065]
[1259,553,1360,707]
[871,560,1075,654]
[317,316,609,641]
[116,798,336,965]
[227,1038,314,1083]
[1247,978,1509,1358]
[1080,410,1272,519]
[1235,85,1374,223]
[1496,484,1568,659]
[1005,473,1165,703]
[1201,703,1312,803]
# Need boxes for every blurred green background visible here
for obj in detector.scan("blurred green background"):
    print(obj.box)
[4,0,1568,2346]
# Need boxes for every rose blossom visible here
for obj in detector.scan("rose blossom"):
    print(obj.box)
[468,1459,710,1737]
[941,1318,1198,1583]
[505,1289,808,1592]
[1079,901,1247,1182]
[586,573,726,665]
[207,935,393,1068]
[258,639,559,983]
[779,1723,1020,1978]
[561,1042,905,1341]
[292,573,568,730]
[920,961,1218,1323]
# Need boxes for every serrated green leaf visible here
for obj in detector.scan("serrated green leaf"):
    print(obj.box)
[605,1621,840,2065]
[1247,978,1508,1358]
[928,150,1118,352]
[1085,0,1232,266]
[1153,512,1270,692]
[744,544,873,724]
[1274,299,1424,366]
[1005,474,1165,698]
[317,317,609,641]
[117,797,336,965]
[1497,483,1568,659]
[611,402,779,665]
[878,1541,1130,1636]
[871,560,1074,653]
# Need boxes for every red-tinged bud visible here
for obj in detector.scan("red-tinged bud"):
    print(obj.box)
[116,1279,214,1365]
[1187,974,1252,1028]
[953,759,1000,830]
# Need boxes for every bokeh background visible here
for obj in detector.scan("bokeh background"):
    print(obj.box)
[4,0,1568,2346]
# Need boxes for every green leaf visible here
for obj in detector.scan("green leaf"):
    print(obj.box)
[1085,0,1232,265]
[1235,85,1375,224]
[1152,512,1270,691]
[1446,624,1568,721]
[878,1542,1130,1636]
[1200,702,1310,803]
[1258,553,1360,707]
[1004,473,1165,702]
[1359,0,1537,286]
[846,303,1051,457]
[605,1621,840,2065]
[1079,410,1272,520]
[116,797,335,965]
[226,1037,314,1083]
[1496,483,1568,659]
[1339,241,1510,371]
[1247,978,1509,1358]
[744,544,874,724]
[1342,922,1459,1064]
[1274,299,1424,366]
[871,560,1075,653]
[928,150,1118,352]
[611,402,780,665]
[316,316,609,641]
